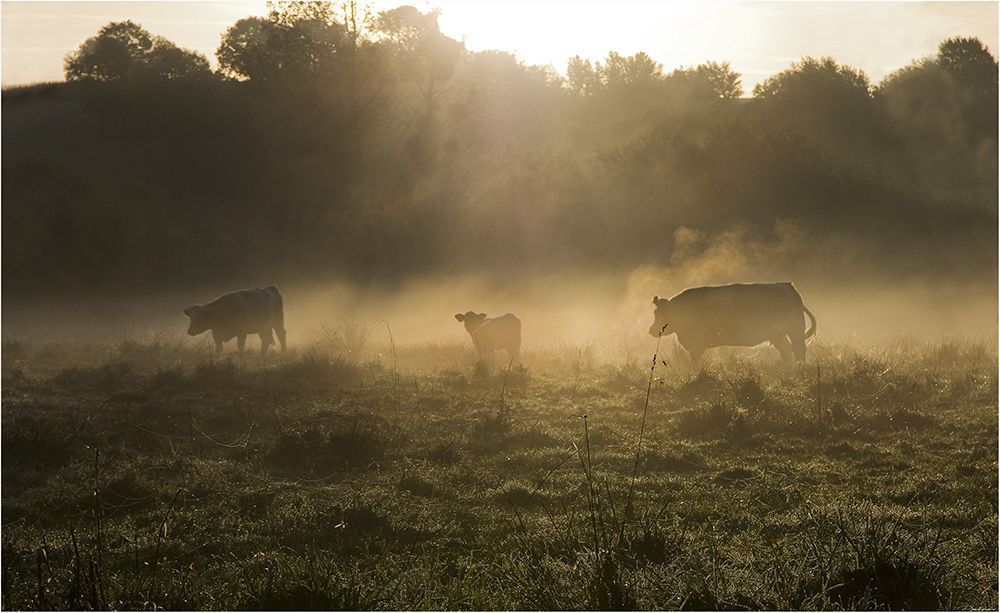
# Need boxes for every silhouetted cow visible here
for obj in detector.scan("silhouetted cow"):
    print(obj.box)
[455,311,521,365]
[648,282,816,365]
[184,286,286,354]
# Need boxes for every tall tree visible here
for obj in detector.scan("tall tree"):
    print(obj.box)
[877,38,998,205]
[216,2,347,82]
[753,56,870,101]
[376,5,463,171]
[937,36,998,97]
[566,55,600,96]
[65,20,209,81]
[601,51,663,89]
[751,56,877,158]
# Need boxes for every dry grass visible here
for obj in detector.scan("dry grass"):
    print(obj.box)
[2,334,996,610]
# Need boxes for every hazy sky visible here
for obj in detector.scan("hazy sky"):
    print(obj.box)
[2,1,997,90]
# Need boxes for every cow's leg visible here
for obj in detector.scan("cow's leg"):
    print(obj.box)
[237,334,247,352]
[212,331,225,353]
[275,325,287,351]
[771,336,795,362]
[259,330,274,354]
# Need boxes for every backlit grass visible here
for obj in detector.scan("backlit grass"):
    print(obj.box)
[2,334,996,610]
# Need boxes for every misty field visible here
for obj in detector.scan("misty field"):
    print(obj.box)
[1,327,996,610]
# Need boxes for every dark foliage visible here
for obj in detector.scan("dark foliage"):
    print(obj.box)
[2,7,996,301]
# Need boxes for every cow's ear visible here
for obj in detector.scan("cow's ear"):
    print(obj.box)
[455,313,464,322]
[183,306,194,317]
[652,296,659,305]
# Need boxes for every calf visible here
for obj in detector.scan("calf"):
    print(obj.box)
[455,311,521,365]
[184,286,286,353]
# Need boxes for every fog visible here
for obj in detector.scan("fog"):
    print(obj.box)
[3,261,995,370]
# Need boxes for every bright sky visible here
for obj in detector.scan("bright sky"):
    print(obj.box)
[1,1,997,90]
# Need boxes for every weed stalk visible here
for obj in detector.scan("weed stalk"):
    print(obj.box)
[150,488,182,593]
[384,321,400,415]
[619,328,665,543]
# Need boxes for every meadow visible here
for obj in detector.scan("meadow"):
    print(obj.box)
[1,326,996,610]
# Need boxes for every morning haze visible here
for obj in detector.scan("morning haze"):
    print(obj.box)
[1,1,997,609]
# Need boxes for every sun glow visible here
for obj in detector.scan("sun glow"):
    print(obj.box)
[433,0,755,74]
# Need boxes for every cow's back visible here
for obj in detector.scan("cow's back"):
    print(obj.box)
[671,283,804,347]
[475,313,521,352]
[209,287,283,329]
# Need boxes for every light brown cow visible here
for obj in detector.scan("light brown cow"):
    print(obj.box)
[184,286,286,353]
[455,311,521,365]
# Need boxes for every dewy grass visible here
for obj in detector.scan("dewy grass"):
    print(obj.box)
[1,334,996,610]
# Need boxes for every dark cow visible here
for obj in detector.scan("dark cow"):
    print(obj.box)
[184,286,287,354]
[648,282,816,364]
[455,311,521,365]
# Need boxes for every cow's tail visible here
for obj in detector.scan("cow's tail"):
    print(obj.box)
[803,306,817,339]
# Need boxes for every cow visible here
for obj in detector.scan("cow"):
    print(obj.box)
[455,311,521,366]
[183,286,287,354]
[648,282,816,365]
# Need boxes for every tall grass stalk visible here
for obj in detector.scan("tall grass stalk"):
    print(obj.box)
[619,328,666,542]
[498,350,516,412]
[384,321,400,415]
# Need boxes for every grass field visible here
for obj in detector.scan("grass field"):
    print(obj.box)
[1,327,996,610]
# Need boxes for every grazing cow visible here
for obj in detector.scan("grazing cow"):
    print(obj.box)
[648,282,816,365]
[183,286,287,354]
[455,311,521,365]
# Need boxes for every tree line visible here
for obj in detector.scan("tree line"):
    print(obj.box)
[3,1,997,298]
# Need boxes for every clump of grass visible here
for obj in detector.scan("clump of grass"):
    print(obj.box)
[469,404,512,445]
[733,374,767,407]
[237,550,376,611]
[831,509,952,609]
[398,474,436,498]
[426,441,461,465]
[2,339,30,361]
[675,403,746,438]
[190,359,242,388]
[672,369,725,404]
[267,354,364,389]
[269,422,387,474]
[317,316,374,359]
[1,415,75,479]
[53,360,135,393]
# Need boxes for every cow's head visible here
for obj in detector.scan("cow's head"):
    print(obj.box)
[648,296,672,337]
[183,305,211,336]
[455,311,488,335]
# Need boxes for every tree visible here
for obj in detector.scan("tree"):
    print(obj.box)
[601,51,663,89]
[65,20,210,81]
[937,36,998,97]
[565,51,665,95]
[65,20,152,81]
[377,5,463,84]
[216,2,347,82]
[146,37,212,80]
[877,38,998,206]
[751,57,881,163]
[376,5,464,171]
[753,56,869,101]
[670,61,743,99]
[216,18,277,81]
[566,55,601,96]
